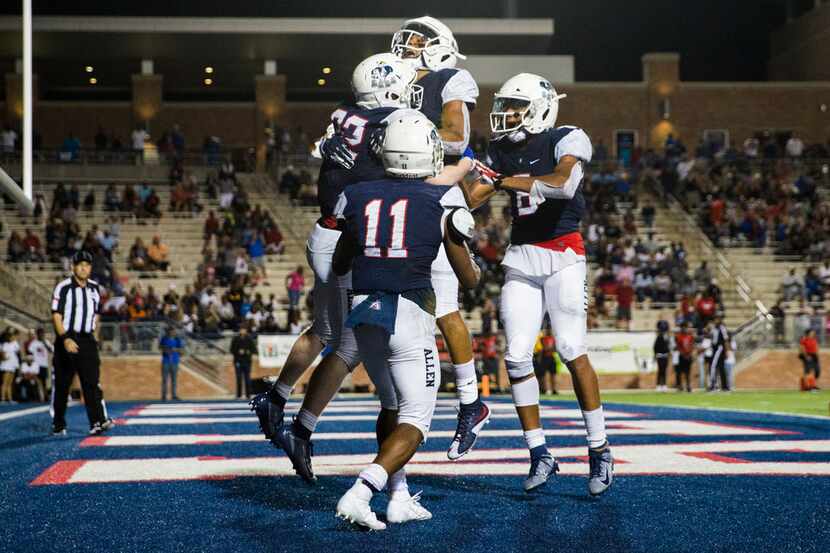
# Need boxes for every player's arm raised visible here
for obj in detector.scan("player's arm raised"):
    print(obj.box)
[438,100,470,154]
[443,208,480,289]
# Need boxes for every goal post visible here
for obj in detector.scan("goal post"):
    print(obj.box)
[0,0,34,212]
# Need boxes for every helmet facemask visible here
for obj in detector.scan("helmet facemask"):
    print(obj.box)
[490,96,532,141]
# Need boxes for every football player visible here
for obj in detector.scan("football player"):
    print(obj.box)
[249,53,418,476]
[333,111,480,530]
[392,15,490,461]
[469,73,614,495]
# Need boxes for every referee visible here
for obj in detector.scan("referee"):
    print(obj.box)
[50,251,113,436]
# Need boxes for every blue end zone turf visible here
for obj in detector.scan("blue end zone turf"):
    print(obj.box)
[1,397,829,553]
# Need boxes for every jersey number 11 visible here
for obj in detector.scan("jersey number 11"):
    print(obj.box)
[363,198,409,258]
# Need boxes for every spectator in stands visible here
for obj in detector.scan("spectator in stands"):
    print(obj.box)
[1,124,17,155]
[279,165,300,198]
[159,327,183,401]
[60,133,81,161]
[804,267,824,303]
[263,222,284,255]
[203,210,220,250]
[122,185,139,216]
[695,291,717,329]
[69,184,81,210]
[147,235,170,271]
[247,232,268,283]
[769,300,786,344]
[654,271,674,303]
[616,277,634,330]
[693,261,712,289]
[640,201,656,229]
[82,187,96,211]
[786,133,805,159]
[132,125,148,160]
[230,325,256,399]
[22,229,45,262]
[7,231,25,262]
[781,268,803,301]
[1,328,20,402]
[287,309,303,334]
[144,187,162,220]
[234,250,250,283]
[286,266,305,315]
[128,237,149,271]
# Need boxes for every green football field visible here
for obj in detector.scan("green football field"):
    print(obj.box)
[541,389,830,417]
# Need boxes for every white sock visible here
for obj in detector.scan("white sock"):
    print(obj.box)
[454,360,478,405]
[523,427,546,450]
[358,463,388,493]
[297,408,318,432]
[275,382,292,401]
[582,407,608,449]
[388,469,410,500]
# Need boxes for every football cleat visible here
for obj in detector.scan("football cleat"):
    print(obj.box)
[88,423,103,436]
[100,418,115,432]
[336,481,386,531]
[588,442,614,496]
[524,452,559,493]
[274,422,316,483]
[51,425,67,436]
[249,392,284,441]
[386,491,432,524]
[447,400,490,460]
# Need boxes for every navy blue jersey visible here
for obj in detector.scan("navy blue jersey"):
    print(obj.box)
[415,68,478,128]
[487,126,592,245]
[317,104,397,219]
[339,180,450,294]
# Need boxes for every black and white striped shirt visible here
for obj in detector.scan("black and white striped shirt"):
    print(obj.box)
[51,277,102,334]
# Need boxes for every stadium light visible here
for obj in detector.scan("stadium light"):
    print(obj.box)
[317,78,326,86]
[89,77,97,85]
[204,78,213,85]
[85,65,94,73]
[205,66,214,74]
[322,67,332,74]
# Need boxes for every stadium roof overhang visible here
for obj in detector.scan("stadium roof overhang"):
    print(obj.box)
[0,17,555,99]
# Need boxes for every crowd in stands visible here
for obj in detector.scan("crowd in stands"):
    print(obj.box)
[646,132,830,259]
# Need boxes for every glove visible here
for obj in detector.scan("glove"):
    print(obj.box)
[462,146,476,160]
[472,159,504,187]
[368,128,385,159]
[320,134,356,169]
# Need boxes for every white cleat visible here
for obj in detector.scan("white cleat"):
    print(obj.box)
[386,491,433,524]
[336,482,387,531]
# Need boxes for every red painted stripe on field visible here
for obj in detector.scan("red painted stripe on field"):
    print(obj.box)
[197,456,226,461]
[682,452,753,464]
[114,418,128,425]
[80,436,109,447]
[688,420,799,436]
[30,460,86,485]
[123,407,144,416]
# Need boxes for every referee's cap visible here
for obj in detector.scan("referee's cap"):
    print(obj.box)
[72,250,94,265]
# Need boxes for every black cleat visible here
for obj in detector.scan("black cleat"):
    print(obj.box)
[274,420,316,483]
[249,392,284,441]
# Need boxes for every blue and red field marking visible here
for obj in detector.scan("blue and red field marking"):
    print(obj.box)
[2,397,829,553]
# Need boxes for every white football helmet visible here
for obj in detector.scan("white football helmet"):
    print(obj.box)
[489,73,567,141]
[352,53,421,110]
[382,109,444,179]
[391,16,466,71]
